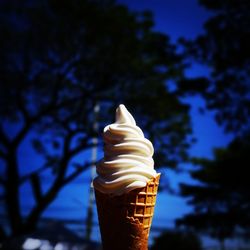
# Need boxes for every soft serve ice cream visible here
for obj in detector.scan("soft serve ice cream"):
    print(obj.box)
[93,104,158,195]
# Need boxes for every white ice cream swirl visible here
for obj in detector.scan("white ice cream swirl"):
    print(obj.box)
[93,104,157,195]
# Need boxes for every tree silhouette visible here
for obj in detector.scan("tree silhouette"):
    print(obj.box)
[0,0,196,238]
[177,133,250,248]
[180,0,250,135]
[176,1,250,248]
[151,230,202,250]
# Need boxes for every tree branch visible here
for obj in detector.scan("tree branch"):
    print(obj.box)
[24,155,73,231]
[0,150,6,159]
[23,133,96,231]
[17,92,30,122]
[69,142,100,158]
[0,125,9,146]
[63,161,94,185]
[19,165,50,185]
[12,123,32,149]
[12,95,86,147]
[30,173,42,203]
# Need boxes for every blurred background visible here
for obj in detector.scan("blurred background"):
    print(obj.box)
[0,0,249,249]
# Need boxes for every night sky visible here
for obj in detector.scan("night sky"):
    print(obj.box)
[10,0,234,247]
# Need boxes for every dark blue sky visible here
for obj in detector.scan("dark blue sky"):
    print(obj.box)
[12,0,233,247]
[118,0,212,41]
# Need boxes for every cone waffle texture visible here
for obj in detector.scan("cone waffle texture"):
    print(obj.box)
[95,173,160,250]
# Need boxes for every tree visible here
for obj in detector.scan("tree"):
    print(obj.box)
[151,230,202,250]
[176,1,250,248]
[0,0,194,238]
[180,0,250,135]
[177,133,250,248]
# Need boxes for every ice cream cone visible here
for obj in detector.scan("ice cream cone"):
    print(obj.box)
[95,173,160,250]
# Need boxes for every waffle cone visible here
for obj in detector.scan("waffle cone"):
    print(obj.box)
[95,173,160,250]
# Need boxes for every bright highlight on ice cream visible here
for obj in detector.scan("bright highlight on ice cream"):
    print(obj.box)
[93,104,158,195]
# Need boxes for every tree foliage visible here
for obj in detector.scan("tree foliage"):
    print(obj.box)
[177,0,250,244]
[181,0,250,134]
[0,0,195,238]
[177,133,250,242]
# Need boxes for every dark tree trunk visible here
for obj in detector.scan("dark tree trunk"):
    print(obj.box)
[5,147,22,236]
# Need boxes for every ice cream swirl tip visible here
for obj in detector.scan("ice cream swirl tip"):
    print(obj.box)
[93,104,157,195]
